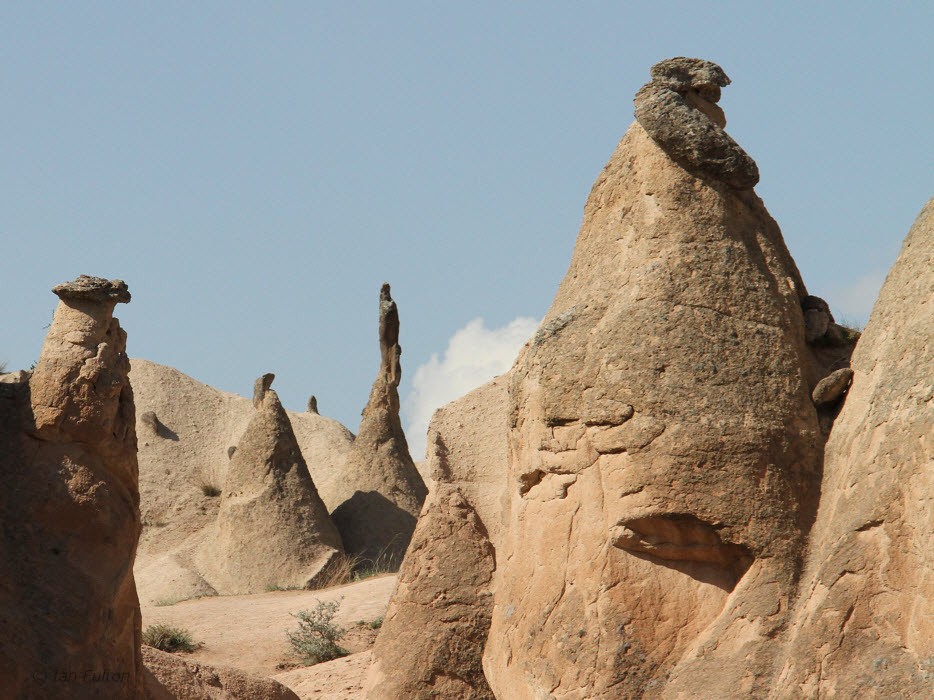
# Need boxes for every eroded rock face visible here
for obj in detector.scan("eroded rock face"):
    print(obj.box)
[634,57,759,189]
[331,283,427,564]
[362,375,510,697]
[363,486,496,699]
[0,275,144,698]
[770,196,934,699]
[142,646,300,700]
[196,376,343,594]
[484,75,825,697]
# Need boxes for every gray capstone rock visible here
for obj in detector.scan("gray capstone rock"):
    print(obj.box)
[634,57,759,190]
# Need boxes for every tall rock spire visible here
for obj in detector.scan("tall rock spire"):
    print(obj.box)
[484,59,825,698]
[0,275,145,698]
[331,283,427,565]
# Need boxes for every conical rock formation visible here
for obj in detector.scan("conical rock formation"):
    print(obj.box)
[484,60,826,699]
[197,375,343,594]
[0,275,144,698]
[129,358,355,605]
[769,196,934,698]
[362,486,496,699]
[331,283,427,564]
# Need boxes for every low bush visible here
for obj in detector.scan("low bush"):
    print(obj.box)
[287,599,348,665]
[142,624,198,653]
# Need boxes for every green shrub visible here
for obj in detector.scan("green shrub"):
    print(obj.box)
[142,624,198,653]
[287,599,348,665]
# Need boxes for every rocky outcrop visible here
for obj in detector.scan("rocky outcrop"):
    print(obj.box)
[196,376,343,594]
[634,57,759,189]
[770,196,934,698]
[484,61,826,699]
[142,646,300,700]
[362,486,496,699]
[331,284,427,564]
[0,275,144,698]
[362,375,510,697]
[130,359,355,605]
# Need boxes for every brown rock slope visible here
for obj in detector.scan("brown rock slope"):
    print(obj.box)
[143,646,299,700]
[363,486,496,699]
[769,196,934,698]
[331,283,427,564]
[0,276,144,699]
[484,58,827,699]
[131,359,354,605]
[195,376,343,595]
[362,375,509,699]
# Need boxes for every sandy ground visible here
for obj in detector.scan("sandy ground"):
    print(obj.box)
[141,574,397,698]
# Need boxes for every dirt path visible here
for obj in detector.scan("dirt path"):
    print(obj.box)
[141,574,396,690]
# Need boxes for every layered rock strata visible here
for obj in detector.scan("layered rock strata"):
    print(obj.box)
[770,196,934,698]
[484,60,827,698]
[0,275,144,698]
[331,283,427,564]
[196,375,343,594]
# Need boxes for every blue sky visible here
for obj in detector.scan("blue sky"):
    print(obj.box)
[3,3,932,452]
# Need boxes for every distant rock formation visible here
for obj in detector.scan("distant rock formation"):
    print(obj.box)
[196,375,343,594]
[0,275,144,698]
[130,359,355,606]
[770,195,934,698]
[306,395,318,414]
[331,283,427,565]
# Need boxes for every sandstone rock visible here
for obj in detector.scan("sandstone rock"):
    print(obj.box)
[362,375,510,697]
[422,375,511,549]
[253,373,275,408]
[811,367,854,406]
[130,359,355,605]
[362,487,495,699]
[142,646,299,700]
[0,276,144,698]
[634,57,759,189]
[485,71,824,698]
[195,376,343,594]
[307,395,318,414]
[771,195,934,698]
[331,284,427,565]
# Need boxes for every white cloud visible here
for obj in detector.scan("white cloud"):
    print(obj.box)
[403,316,539,460]
[825,269,888,325]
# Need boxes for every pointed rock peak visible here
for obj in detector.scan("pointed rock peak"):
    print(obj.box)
[252,372,275,408]
[634,56,759,189]
[307,395,318,414]
[378,282,401,387]
[52,274,131,304]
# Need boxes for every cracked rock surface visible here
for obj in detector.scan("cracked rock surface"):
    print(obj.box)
[484,113,824,698]
[771,195,934,699]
